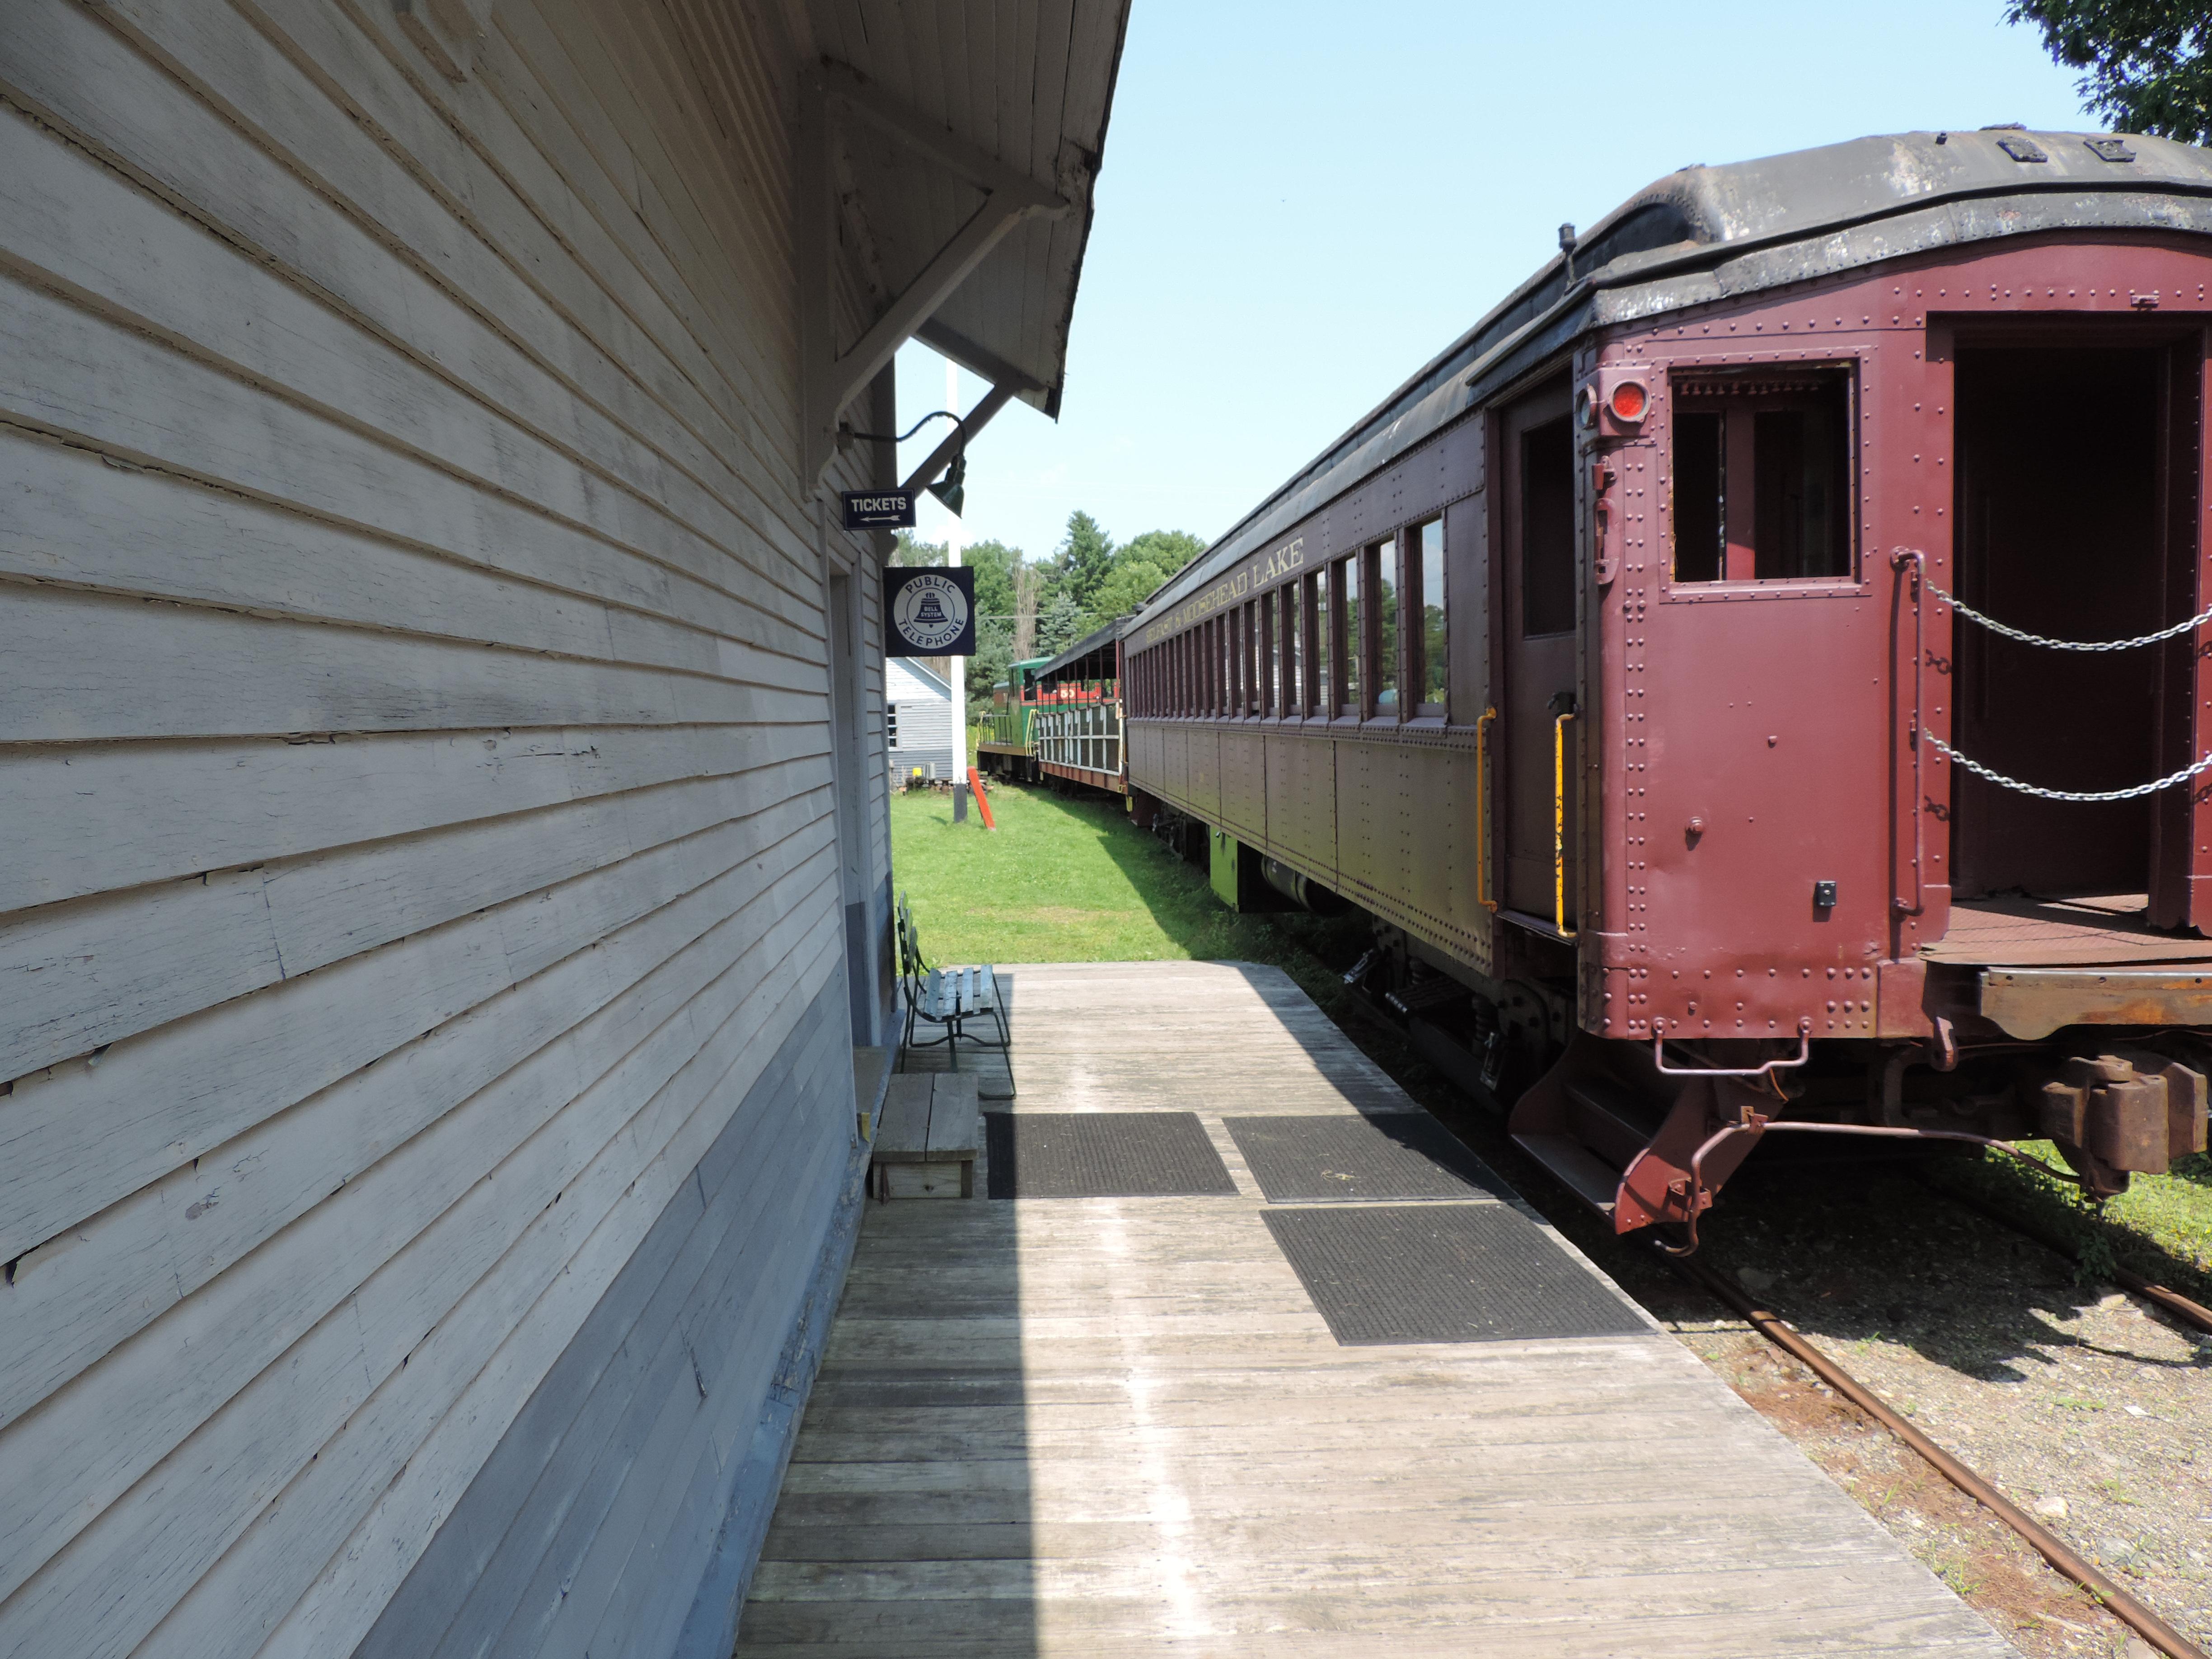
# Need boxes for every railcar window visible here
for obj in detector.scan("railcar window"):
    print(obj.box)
[1240,602,1254,714]
[1314,567,1332,711]
[1225,614,1237,715]
[1227,610,1242,716]
[1281,581,1302,715]
[1672,413,1725,581]
[1372,536,1399,715]
[1671,370,1853,582]
[1336,556,1361,715]
[1414,517,1446,713]
[1521,417,1576,635]
[1245,600,1262,714]
[1265,593,1283,717]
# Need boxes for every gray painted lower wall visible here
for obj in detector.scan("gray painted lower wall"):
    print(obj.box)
[841,873,895,1050]
[353,973,867,1659]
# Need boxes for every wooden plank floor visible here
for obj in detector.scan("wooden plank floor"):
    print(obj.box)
[738,962,2016,1657]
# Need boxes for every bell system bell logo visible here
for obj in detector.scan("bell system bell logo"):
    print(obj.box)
[885,567,976,657]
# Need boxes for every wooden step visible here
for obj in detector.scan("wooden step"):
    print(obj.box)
[1511,1132,1620,1216]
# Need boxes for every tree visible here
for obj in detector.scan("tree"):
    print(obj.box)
[1086,557,1173,623]
[889,530,942,567]
[965,621,1014,726]
[1055,510,1117,610]
[959,538,1022,632]
[1118,528,1207,579]
[2008,1,2212,142]
[1033,587,1085,657]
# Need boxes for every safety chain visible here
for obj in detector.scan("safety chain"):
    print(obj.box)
[1926,731,2212,801]
[1919,569,2212,652]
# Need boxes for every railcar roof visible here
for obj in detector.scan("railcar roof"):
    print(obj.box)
[1037,615,1131,682]
[1135,127,2212,634]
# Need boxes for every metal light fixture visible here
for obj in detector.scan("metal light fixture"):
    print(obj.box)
[925,452,966,518]
[839,408,971,518]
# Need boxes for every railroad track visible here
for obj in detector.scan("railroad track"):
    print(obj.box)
[1663,1247,2208,1659]
[1908,1175,2212,1340]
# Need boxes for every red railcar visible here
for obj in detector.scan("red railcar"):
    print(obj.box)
[1124,129,2212,1242]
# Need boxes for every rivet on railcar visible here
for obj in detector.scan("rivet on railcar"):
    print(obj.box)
[1122,129,2212,1249]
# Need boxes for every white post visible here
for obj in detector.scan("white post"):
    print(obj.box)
[944,357,965,773]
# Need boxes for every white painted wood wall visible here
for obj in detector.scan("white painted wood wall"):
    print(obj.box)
[0,0,894,1653]
[886,657,957,781]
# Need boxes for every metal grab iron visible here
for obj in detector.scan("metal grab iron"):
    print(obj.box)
[1551,699,1576,940]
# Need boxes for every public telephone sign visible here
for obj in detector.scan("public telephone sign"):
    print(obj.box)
[884,566,976,656]
[842,490,917,530]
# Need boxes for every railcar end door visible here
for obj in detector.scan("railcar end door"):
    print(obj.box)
[1500,382,1578,924]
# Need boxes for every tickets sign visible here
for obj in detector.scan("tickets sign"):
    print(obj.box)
[842,490,917,530]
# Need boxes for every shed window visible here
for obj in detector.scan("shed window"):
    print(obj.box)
[1672,369,1854,582]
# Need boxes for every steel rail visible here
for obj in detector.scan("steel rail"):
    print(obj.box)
[1665,1251,2208,1659]
[1911,1175,2212,1338]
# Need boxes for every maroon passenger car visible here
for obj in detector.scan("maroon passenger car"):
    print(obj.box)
[1123,129,2212,1243]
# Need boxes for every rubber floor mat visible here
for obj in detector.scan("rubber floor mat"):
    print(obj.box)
[1263,1204,1649,1345]
[1224,1114,1509,1203]
[985,1112,1237,1199]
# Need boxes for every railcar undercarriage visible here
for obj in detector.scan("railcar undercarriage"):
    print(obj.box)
[1346,917,2210,1252]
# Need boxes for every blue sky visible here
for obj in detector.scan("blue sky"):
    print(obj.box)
[895,0,2098,564]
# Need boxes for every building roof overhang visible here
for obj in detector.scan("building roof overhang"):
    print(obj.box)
[786,0,1132,481]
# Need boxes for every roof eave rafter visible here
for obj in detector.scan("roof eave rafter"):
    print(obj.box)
[801,62,1069,486]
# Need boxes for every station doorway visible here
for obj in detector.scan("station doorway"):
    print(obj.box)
[1947,341,2198,918]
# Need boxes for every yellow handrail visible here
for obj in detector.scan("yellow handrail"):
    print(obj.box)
[1554,709,1577,940]
[1475,707,1499,913]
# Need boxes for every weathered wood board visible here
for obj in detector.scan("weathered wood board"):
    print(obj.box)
[0,1,905,1655]
[736,962,2018,1658]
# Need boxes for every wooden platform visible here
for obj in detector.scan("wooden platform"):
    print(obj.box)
[736,962,2014,1657]
[1923,893,2212,965]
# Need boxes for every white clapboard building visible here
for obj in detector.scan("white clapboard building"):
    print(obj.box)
[0,6,1126,1657]
[886,656,960,783]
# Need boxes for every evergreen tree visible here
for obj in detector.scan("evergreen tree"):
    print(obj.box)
[2009,1,2212,142]
[1033,587,1085,657]
[1056,510,1117,610]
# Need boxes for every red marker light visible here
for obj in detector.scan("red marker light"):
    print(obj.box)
[1608,379,1649,423]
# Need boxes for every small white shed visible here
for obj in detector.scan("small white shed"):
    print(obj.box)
[886,656,959,783]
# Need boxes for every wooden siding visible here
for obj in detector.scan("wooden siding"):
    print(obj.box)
[355,977,862,1659]
[0,2,891,1656]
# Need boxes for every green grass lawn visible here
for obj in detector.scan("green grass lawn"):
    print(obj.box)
[1935,1140,2212,1297]
[891,772,2212,1300]
[889,774,1363,972]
